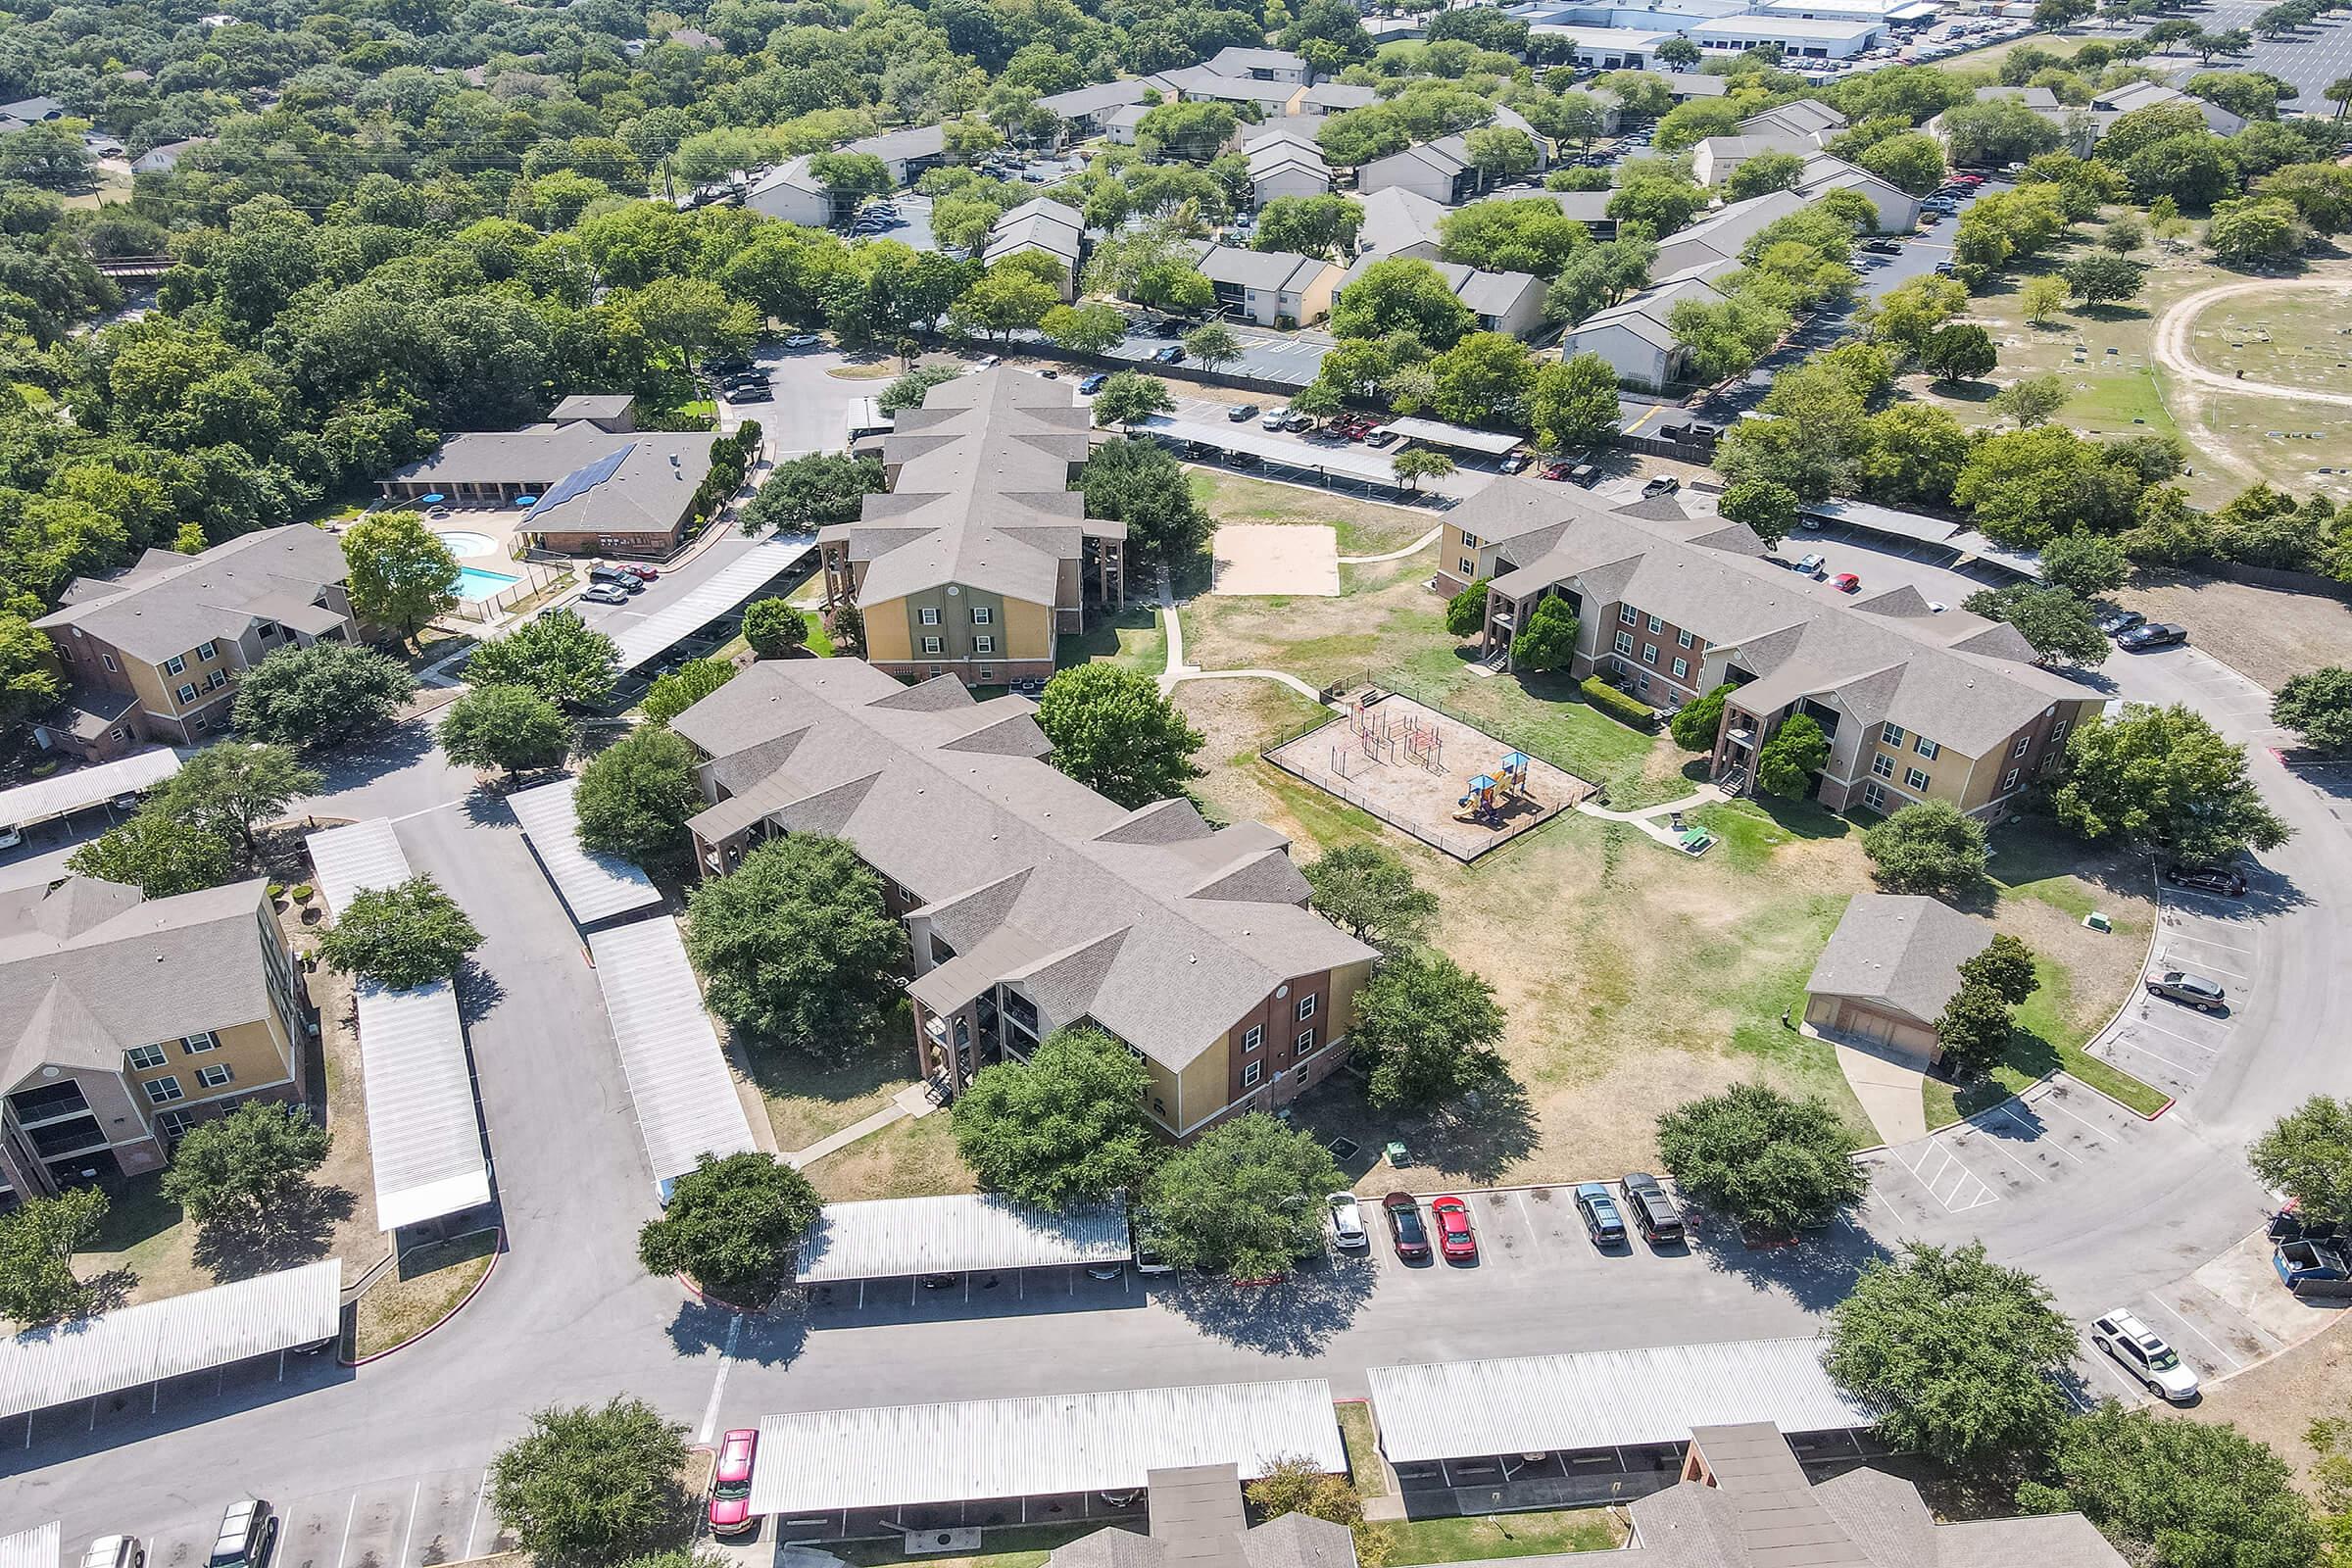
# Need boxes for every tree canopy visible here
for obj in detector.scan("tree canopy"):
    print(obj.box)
[490,1397,690,1563]
[1351,950,1508,1110]
[1077,438,1212,564]
[1036,663,1203,809]
[2029,1406,2321,1568]
[343,512,461,642]
[2052,703,2290,864]
[2274,666,2352,754]
[681,834,907,1058]
[744,453,886,533]
[1862,801,1989,895]
[317,873,483,989]
[67,808,233,898]
[641,658,738,726]
[0,1188,109,1326]
[2249,1096,2352,1229]
[575,726,706,868]
[1141,1112,1348,1280]
[1302,844,1438,956]
[1654,1083,1867,1235]
[636,1152,822,1303]
[159,1102,332,1233]
[438,683,573,778]
[233,641,417,751]
[953,1025,1159,1208]
[464,610,620,710]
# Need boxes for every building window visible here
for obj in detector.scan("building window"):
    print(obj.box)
[1881,722,1904,746]
[2013,734,2031,759]
[165,655,185,675]
[2054,719,2071,742]
[1863,781,1887,811]
[176,682,197,704]
[1458,557,1477,577]
[1666,657,1685,681]
[1243,1059,1262,1089]
[197,641,218,662]
[1914,736,1939,760]
[1614,630,1635,656]
[257,622,279,640]
[919,607,940,626]
[2002,767,2021,791]
[145,1075,184,1104]
[157,1110,194,1140]
[921,636,943,656]
[55,643,72,662]
[1646,613,1663,634]
[1619,605,1639,625]
[1297,1027,1316,1055]
[206,669,228,692]
[192,714,210,733]
[1297,993,1316,1021]
[183,1031,219,1054]
[973,635,995,655]
[126,1044,168,1071]
[1871,752,1894,779]
[1678,628,1694,649]
[1460,532,1480,549]
[1641,643,1659,665]
[972,607,992,624]
[977,666,993,681]
[1244,1024,1263,1053]
[928,665,944,678]
[102,653,119,672]
[196,1063,233,1090]
[1905,766,1930,791]
[1636,673,1651,694]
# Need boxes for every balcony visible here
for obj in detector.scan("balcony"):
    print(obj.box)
[25,1117,108,1159]
[9,1086,91,1129]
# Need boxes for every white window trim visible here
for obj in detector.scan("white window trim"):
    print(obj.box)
[196,1063,234,1089]
[1672,658,1689,680]
[1641,643,1659,665]
[144,1075,183,1104]
[1915,736,1938,760]
[1619,605,1638,625]
[919,607,941,625]
[164,655,185,675]
[1244,1024,1263,1052]
[1243,1059,1262,1089]
[176,683,198,704]
[1677,628,1694,649]
[1297,993,1315,1021]
[921,635,943,656]
[1871,753,1894,779]
[1614,630,1635,656]
[2002,767,2021,791]
[973,635,995,655]
[2013,734,2031,759]
[1458,557,1477,577]
[971,606,992,624]
[1881,722,1904,746]
[126,1044,168,1071]
[197,641,218,662]
[1646,613,1663,634]
[183,1031,219,1054]
[1905,766,1930,791]
[1296,1027,1316,1055]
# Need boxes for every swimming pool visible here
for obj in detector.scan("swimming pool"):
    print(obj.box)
[433,529,500,557]
[456,565,518,603]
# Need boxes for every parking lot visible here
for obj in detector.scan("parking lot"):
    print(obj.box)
[1859,1074,2153,1225]
[2152,1,2352,106]
[134,1468,499,1568]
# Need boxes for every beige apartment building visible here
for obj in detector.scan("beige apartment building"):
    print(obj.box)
[0,876,307,1206]
[1440,483,2100,821]
[30,528,357,762]
[669,658,1375,1138]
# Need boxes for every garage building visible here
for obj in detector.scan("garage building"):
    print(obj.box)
[1804,894,1992,1067]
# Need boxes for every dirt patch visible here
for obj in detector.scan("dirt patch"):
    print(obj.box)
[2164,1311,2352,1493]
[1212,522,1341,597]
[803,1107,976,1201]
[2115,572,2352,692]
[1190,470,1438,556]
[745,1031,917,1154]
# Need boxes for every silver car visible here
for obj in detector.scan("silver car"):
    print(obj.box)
[2145,970,2227,1011]
[1326,1192,1368,1251]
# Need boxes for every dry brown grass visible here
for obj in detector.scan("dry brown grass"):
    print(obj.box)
[2165,1313,2352,1493]
[2113,573,2352,693]
[353,1228,497,1357]
[803,1107,977,1201]
[1186,471,1439,557]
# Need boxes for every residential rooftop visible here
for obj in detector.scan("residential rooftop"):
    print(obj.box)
[1807,894,1993,1025]
[36,527,351,664]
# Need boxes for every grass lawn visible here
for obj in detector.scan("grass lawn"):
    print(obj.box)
[828,360,904,380]
[1058,605,1166,673]
[1387,1509,1626,1563]
[1187,470,1437,557]
[831,1524,1102,1568]
[1383,652,1700,809]
[2191,293,2352,400]
[746,1033,916,1154]
[1338,1402,1387,1496]
[353,1228,497,1356]
[803,1105,976,1201]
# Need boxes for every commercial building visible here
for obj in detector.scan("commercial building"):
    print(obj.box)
[671,658,1376,1132]
[31,527,358,760]
[1527,24,1675,70]
[815,368,1123,686]
[1439,481,2099,820]
[1805,894,1993,1065]
[378,399,719,557]
[1687,14,1884,57]
[0,875,306,1204]
[1186,240,1344,327]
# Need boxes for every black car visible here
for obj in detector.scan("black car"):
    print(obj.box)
[1617,1173,1685,1246]
[2117,622,2187,651]
[1152,344,1186,365]
[2166,864,2248,897]
[2097,608,2146,637]
[588,564,646,592]
[1861,238,1900,254]
[1574,1182,1627,1247]
[1642,475,1681,497]
[1383,1192,1430,1261]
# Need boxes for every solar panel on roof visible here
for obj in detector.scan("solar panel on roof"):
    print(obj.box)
[527,442,634,514]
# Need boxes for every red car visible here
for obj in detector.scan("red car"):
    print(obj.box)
[1831,572,1861,593]
[1542,462,1574,481]
[1430,1196,1477,1262]
[614,562,660,581]
[709,1428,759,1538]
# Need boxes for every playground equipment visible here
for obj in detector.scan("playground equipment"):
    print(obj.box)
[1498,751,1530,798]
[1454,773,1503,826]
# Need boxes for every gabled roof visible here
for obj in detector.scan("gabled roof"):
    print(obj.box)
[1298,81,1377,112]
[1208,46,1306,74]
[35,526,349,663]
[384,427,718,539]
[1037,80,1152,120]
[1796,153,1907,207]
[1567,270,1727,352]
[748,155,823,201]
[845,122,948,164]
[1355,185,1451,257]
[1190,240,1338,294]
[1806,894,1993,1026]
[987,198,1085,267]
[1337,255,1541,323]
[673,661,1373,1072]
[1739,97,1846,142]
[1655,189,1808,265]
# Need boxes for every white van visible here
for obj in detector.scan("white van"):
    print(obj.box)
[82,1538,145,1568]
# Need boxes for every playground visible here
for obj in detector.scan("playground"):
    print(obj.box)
[1263,688,1596,860]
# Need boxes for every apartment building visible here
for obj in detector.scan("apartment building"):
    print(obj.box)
[1439,481,2099,821]
[671,659,1376,1137]
[816,368,1126,687]
[31,527,358,762]
[0,875,307,1205]
[1186,241,1344,327]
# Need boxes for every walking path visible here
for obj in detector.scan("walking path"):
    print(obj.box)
[1154,564,1347,710]
[1338,525,1442,564]
[783,1082,940,1170]
[2152,277,2352,412]
[1576,783,1728,847]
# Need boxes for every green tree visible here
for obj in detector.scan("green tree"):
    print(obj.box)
[1510,594,1580,672]
[67,809,233,898]
[1255,196,1365,261]
[1922,323,1998,384]
[465,610,620,710]
[1528,353,1621,451]
[741,599,809,661]
[575,726,705,867]
[2033,1407,2320,1568]
[232,642,417,751]
[880,366,962,416]
[1091,371,1176,427]
[2206,194,2303,261]
[1445,577,1493,639]
[2249,1096,2352,1229]
[743,453,885,533]
[1040,303,1132,356]
[2274,667,2352,754]
[1430,332,1536,427]
[2020,273,2070,326]
[0,1188,109,1325]
[1352,950,1507,1109]
[159,1102,332,1232]
[1141,1112,1348,1280]
[1670,683,1735,752]
[1392,448,1457,493]
[1935,979,2016,1075]
[438,684,573,779]
[1718,479,1799,548]
[1302,843,1439,956]
[635,1152,821,1302]
[1249,1456,1394,1568]
[1182,322,1243,371]
[2053,703,2290,864]
[1961,584,2110,665]
[2039,531,2131,598]
[1329,258,1475,348]
[1990,373,2069,429]
[1654,1083,1867,1234]
[318,874,483,989]
[1607,175,1708,237]
[158,743,322,867]
[950,263,1062,344]
[1862,801,1989,895]
[952,1025,1158,1207]
[1036,663,1204,808]
[0,613,61,724]
[1440,199,1590,278]
[1858,131,1947,197]
[682,835,907,1057]
[1964,933,2038,1005]
[342,512,461,645]
[1755,713,1829,798]
[489,1397,690,1563]
[642,659,738,726]
[1726,150,1807,201]
[2063,252,2146,306]
[1077,438,1213,563]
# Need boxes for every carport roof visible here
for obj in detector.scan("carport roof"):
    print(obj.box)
[585,915,758,1189]
[1365,1338,1878,1463]
[1128,417,1403,487]
[1374,417,1521,456]
[748,1379,1344,1514]
[0,1260,340,1420]
[0,1523,57,1568]
[0,747,180,832]
[793,1193,1130,1282]
[506,775,662,927]
[608,533,809,671]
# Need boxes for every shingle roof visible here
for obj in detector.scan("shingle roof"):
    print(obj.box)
[1805,894,1993,1027]
[385,427,717,540]
[1037,80,1152,120]
[1356,186,1450,256]
[1207,46,1306,74]
[672,660,1373,1072]
[1298,81,1376,112]
[1190,240,1337,294]
[845,123,948,164]
[987,198,1084,269]
[1337,255,1541,323]
[1739,98,1846,142]
[550,393,634,422]
[35,527,350,664]
[1655,189,1808,266]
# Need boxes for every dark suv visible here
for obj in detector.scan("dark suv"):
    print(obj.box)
[1617,1172,1686,1246]
[588,564,646,592]
[2165,864,2247,897]
[209,1501,277,1568]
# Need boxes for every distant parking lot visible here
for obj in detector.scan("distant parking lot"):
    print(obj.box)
[2151,1,2352,104]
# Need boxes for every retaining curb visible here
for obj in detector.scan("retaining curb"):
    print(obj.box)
[344,1226,505,1366]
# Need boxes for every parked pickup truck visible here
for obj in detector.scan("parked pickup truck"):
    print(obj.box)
[2275,1240,2352,1298]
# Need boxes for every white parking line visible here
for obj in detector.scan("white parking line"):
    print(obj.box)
[333,1494,358,1568]
[1996,1103,2082,1162]
[2132,1015,2228,1052]
[2032,1090,2118,1144]
[2162,930,2256,957]
[2105,1034,2210,1078]
[396,1482,421,1568]
[2159,954,2247,980]
[2080,1335,2148,1401]
[465,1469,491,1560]
[2139,1294,2243,1371]
[1952,1125,2047,1183]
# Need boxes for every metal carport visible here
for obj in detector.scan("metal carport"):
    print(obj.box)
[608,535,812,673]
[794,1194,1129,1301]
[0,749,181,833]
[1373,417,1522,457]
[583,915,757,1200]
[0,1523,58,1568]
[506,776,662,929]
